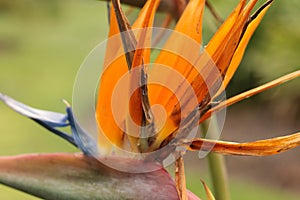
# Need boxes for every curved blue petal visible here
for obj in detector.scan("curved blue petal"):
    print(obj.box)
[66,106,97,156]
[0,93,68,127]
[0,93,97,155]
[0,93,75,147]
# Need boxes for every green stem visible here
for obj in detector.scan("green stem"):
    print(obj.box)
[202,117,231,200]
[207,152,230,200]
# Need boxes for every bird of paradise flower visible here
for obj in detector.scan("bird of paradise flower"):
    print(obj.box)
[1,0,300,199]
[94,0,300,160]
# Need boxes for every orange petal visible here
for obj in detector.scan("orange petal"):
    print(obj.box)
[111,0,137,69]
[200,70,300,123]
[149,0,206,150]
[96,0,161,153]
[185,132,300,156]
[127,0,160,151]
[223,0,273,88]
[174,0,257,132]
[181,0,265,127]
[96,4,128,153]
[212,0,258,74]
[205,0,246,59]
[215,0,273,97]
[131,0,160,64]
[190,0,257,107]
[177,0,254,118]
[200,179,216,200]
[151,0,205,104]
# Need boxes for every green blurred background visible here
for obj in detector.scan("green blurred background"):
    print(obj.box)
[0,0,299,199]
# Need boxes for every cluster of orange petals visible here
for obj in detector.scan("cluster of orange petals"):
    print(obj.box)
[95,0,300,156]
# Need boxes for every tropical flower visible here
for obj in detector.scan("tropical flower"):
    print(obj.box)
[1,0,299,199]
[95,0,300,158]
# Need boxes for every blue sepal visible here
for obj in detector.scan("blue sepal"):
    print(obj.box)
[0,93,97,155]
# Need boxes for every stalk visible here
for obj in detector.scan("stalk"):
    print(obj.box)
[201,117,230,200]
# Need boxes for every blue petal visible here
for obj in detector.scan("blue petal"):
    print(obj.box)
[0,93,68,127]
[0,93,97,155]
[0,93,75,146]
[66,107,97,156]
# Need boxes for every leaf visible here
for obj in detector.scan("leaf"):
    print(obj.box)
[183,132,300,156]
[0,153,183,200]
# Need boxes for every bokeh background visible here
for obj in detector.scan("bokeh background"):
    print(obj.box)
[0,0,299,199]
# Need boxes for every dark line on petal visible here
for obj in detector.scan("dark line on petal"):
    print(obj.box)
[112,0,137,70]
[250,0,273,22]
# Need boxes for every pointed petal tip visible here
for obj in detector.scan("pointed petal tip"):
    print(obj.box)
[200,179,216,200]
[62,99,71,107]
[187,131,300,156]
[0,93,8,102]
[0,93,4,101]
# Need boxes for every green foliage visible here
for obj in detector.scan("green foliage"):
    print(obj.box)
[0,0,105,155]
